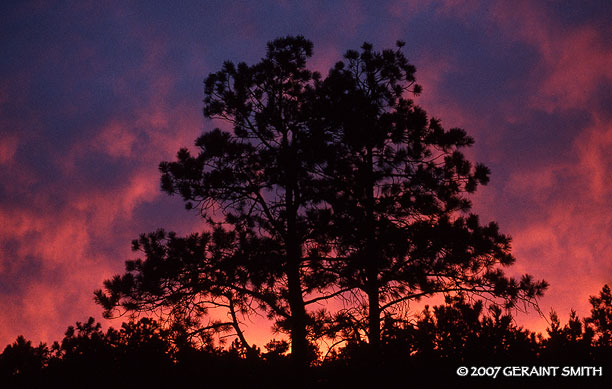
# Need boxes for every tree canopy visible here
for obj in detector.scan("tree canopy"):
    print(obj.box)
[95,36,547,367]
[311,40,547,349]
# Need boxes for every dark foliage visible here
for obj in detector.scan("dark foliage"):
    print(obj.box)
[94,228,263,351]
[312,40,548,349]
[99,36,333,367]
[5,287,612,388]
[95,37,548,370]
[0,336,47,387]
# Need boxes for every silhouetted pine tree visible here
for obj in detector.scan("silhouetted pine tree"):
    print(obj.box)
[98,36,337,368]
[95,37,547,371]
[586,284,612,364]
[587,284,612,347]
[312,41,548,349]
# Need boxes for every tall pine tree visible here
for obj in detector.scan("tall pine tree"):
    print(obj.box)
[313,41,547,349]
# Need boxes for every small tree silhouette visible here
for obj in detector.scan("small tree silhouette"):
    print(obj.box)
[0,336,48,386]
[587,284,612,347]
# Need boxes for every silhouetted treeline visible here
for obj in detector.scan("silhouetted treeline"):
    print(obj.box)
[3,285,611,388]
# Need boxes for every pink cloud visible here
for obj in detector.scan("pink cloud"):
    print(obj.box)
[0,135,18,165]
[3,1,612,350]
[491,1,612,113]
[0,25,206,349]
[575,119,612,200]
[0,105,206,349]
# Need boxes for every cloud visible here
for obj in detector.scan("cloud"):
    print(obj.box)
[0,135,18,165]
[476,0,612,329]
[380,0,612,332]
[490,1,612,112]
[2,0,612,348]
[0,2,206,347]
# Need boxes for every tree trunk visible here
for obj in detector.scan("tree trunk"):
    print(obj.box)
[284,135,308,368]
[365,145,380,350]
[287,240,307,366]
[367,264,380,349]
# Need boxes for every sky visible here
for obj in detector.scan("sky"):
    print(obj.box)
[1,0,612,349]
